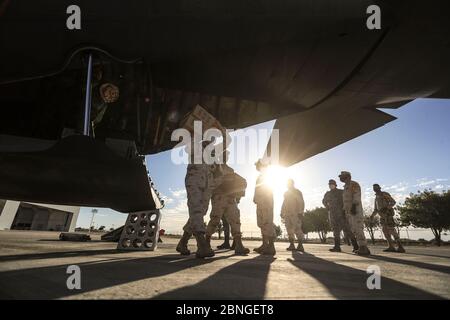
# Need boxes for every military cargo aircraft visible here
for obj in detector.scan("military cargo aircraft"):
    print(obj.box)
[1,0,449,216]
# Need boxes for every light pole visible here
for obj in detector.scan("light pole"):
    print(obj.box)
[89,208,98,233]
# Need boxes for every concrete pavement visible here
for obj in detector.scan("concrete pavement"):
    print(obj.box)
[0,230,449,299]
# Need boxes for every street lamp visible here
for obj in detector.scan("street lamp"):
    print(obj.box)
[89,208,98,233]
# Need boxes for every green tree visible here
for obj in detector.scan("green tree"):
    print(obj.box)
[304,207,331,243]
[364,214,379,245]
[397,190,450,246]
[274,225,282,239]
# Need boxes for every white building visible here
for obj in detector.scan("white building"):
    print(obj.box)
[0,200,79,232]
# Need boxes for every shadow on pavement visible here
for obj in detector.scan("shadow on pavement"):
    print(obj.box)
[153,255,276,299]
[0,249,125,262]
[0,253,228,299]
[288,251,443,299]
[403,252,450,260]
[366,254,450,275]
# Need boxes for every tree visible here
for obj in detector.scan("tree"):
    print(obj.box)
[216,221,223,239]
[364,214,380,245]
[393,215,405,237]
[397,190,450,246]
[302,213,313,235]
[98,226,106,231]
[274,225,282,239]
[303,207,331,243]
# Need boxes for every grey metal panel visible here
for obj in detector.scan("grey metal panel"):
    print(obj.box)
[268,107,397,166]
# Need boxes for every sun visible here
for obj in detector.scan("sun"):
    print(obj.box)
[263,165,290,193]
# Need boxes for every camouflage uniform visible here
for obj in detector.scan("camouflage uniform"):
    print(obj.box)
[183,163,215,234]
[206,165,243,238]
[322,188,355,244]
[343,180,368,247]
[281,188,304,241]
[374,191,401,245]
[254,174,275,238]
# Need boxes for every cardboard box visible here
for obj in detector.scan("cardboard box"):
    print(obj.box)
[180,104,224,133]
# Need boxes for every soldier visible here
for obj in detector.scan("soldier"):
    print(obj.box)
[339,171,371,256]
[90,66,120,135]
[371,184,406,253]
[280,179,305,252]
[176,140,216,259]
[322,179,359,253]
[253,159,276,255]
[205,164,250,255]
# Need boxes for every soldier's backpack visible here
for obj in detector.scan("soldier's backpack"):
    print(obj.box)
[220,172,247,199]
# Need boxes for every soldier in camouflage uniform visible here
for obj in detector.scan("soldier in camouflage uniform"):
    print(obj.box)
[339,171,371,256]
[176,140,217,259]
[253,159,276,255]
[205,164,250,255]
[322,179,359,253]
[281,179,305,252]
[371,184,405,253]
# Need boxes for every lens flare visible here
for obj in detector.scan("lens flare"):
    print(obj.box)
[263,165,290,192]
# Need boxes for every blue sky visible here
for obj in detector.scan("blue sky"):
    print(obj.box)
[77,98,450,240]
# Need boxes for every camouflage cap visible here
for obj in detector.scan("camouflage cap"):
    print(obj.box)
[328,179,337,185]
[338,171,351,178]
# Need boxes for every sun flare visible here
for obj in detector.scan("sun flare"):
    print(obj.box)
[263,165,290,193]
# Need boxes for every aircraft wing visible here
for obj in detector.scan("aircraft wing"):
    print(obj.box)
[266,107,399,166]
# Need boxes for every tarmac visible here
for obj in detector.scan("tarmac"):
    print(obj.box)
[0,230,449,299]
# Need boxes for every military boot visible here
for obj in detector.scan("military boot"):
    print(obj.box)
[254,236,267,253]
[262,237,276,256]
[176,231,192,255]
[396,242,406,253]
[194,232,215,259]
[356,245,371,256]
[351,237,359,253]
[296,241,305,252]
[383,236,397,252]
[329,238,341,252]
[233,236,250,255]
[286,238,296,251]
[217,241,231,250]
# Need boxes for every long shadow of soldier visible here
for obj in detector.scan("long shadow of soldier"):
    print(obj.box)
[0,253,230,299]
[0,249,122,263]
[360,253,450,275]
[153,255,276,299]
[288,251,443,299]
